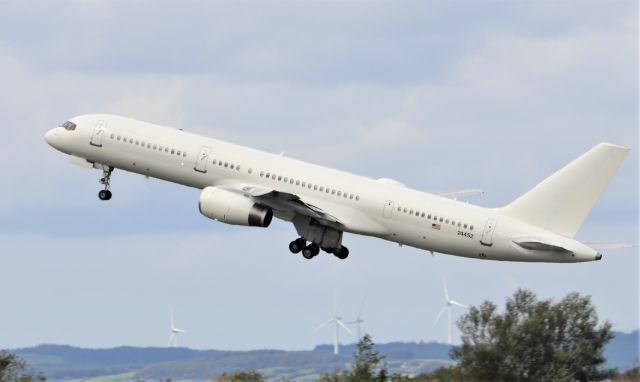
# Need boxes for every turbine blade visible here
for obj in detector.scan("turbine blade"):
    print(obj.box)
[442,276,450,301]
[450,300,468,308]
[434,306,447,325]
[336,319,354,335]
[313,319,333,333]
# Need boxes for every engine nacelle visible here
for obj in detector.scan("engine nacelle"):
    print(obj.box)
[198,186,273,227]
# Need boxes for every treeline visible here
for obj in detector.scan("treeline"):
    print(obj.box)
[3,289,639,381]
[212,289,635,382]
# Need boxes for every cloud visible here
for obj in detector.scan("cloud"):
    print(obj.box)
[0,0,636,350]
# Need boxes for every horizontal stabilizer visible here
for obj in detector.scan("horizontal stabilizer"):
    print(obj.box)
[585,242,634,250]
[501,143,629,238]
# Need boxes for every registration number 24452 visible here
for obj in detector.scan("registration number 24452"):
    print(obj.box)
[457,231,473,239]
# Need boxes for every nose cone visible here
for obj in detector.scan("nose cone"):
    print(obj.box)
[44,127,61,149]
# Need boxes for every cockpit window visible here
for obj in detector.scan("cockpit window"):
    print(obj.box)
[60,121,77,131]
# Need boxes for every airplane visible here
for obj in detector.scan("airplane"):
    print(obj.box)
[44,115,629,263]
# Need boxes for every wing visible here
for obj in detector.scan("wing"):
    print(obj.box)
[437,189,484,200]
[231,184,342,226]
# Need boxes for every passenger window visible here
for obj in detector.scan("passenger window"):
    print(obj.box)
[463,224,467,229]
[319,187,324,192]
[272,174,276,179]
[165,147,169,152]
[337,191,342,196]
[440,218,444,222]
[183,152,187,157]
[421,212,425,218]
[117,136,121,141]
[427,214,431,219]
[313,185,318,190]
[230,164,235,170]
[325,188,330,193]
[403,208,408,213]
[284,177,288,182]
[356,195,360,201]
[457,222,461,227]
[331,189,336,195]
[349,194,353,199]
[308,183,312,189]
[470,225,474,230]
[301,182,306,187]
[110,133,115,139]
[296,180,300,185]
[224,162,228,167]
[236,166,240,171]
[260,171,264,177]
[409,209,414,214]
[278,176,282,181]
[290,179,294,184]
[177,150,181,156]
[135,140,140,145]
[248,168,253,174]
[123,138,127,143]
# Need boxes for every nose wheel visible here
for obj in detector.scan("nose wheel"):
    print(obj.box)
[98,167,114,201]
[98,189,112,200]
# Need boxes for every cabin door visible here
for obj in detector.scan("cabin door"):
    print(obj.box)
[480,219,497,247]
[194,146,212,173]
[90,120,107,147]
[383,200,394,219]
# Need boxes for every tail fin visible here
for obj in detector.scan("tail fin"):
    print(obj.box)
[500,143,629,238]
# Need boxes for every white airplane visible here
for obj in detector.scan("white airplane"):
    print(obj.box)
[45,115,629,263]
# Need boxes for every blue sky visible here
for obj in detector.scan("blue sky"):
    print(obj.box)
[0,1,637,350]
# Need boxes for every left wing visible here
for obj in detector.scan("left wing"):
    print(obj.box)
[235,184,342,225]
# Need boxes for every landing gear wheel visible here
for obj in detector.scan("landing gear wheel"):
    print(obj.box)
[334,246,349,260]
[98,166,114,201]
[289,238,306,254]
[302,244,320,259]
[98,190,112,201]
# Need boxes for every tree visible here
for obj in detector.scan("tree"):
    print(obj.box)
[319,334,389,382]
[0,351,46,382]
[450,289,616,381]
[213,370,266,382]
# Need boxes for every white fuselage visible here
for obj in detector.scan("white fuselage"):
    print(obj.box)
[44,114,601,263]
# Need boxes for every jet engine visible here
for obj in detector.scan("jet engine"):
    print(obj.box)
[198,186,273,227]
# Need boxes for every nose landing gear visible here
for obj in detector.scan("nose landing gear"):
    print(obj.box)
[98,166,114,201]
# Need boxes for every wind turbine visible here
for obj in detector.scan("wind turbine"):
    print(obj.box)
[345,298,366,340]
[314,305,353,355]
[434,277,468,344]
[168,308,186,347]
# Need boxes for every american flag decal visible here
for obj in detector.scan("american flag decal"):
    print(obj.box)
[432,223,441,230]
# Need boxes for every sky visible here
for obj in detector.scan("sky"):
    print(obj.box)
[0,1,637,351]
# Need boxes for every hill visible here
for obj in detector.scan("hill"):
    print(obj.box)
[9,330,637,381]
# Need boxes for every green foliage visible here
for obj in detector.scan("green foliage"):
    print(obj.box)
[213,369,266,382]
[450,289,616,382]
[613,366,639,381]
[319,334,388,382]
[0,351,46,382]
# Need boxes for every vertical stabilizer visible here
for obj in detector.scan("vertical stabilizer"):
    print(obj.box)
[500,143,629,238]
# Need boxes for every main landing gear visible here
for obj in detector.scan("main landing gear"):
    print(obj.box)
[288,237,349,260]
[98,166,114,201]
